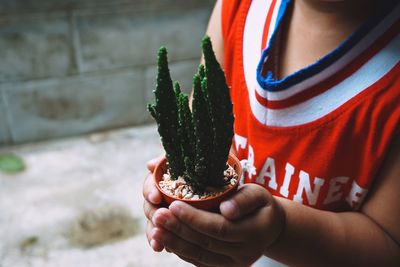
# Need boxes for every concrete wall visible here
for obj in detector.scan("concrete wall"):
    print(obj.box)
[0,0,215,145]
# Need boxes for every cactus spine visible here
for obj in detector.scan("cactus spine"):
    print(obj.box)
[148,36,234,193]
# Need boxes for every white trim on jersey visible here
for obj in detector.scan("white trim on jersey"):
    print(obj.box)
[255,3,400,101]
[265,0,281,49]
[243,0,275,126]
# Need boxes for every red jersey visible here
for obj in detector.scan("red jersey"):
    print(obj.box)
[222,0,400,211]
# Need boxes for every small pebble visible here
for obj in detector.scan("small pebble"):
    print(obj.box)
[184,192,193,199]
[182,188,188,197]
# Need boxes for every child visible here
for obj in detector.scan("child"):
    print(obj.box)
[143,0,400,266]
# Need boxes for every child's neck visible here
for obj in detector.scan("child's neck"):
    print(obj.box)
[276,0,376,79]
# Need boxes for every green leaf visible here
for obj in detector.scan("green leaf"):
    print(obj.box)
[0,154,25,174]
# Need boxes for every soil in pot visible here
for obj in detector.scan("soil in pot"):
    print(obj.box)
[154,153,242,211]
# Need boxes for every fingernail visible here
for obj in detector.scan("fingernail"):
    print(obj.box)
[220,200,236,217]
[153,214,167,227]
[169,202,181,217]
[148,189,159,203]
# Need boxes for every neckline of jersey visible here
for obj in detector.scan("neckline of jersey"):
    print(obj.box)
[256,0,398,93]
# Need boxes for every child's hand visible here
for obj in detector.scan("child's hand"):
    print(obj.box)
[143,156,165,252]
[151,184,286,266]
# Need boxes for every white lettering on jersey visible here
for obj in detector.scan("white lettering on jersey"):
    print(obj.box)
[246,144,257,179]
[293,171,325,205]
[280,162,295,197]
[346,181,368,210]
[234,134,247,152]
[256,157,278,189]
[323,176,350,205]
[229,138,362,208]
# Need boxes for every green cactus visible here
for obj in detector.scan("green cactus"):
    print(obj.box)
[147,47,184,179]
[148,36,234,193]
[175,82,196,185]
[201,37,234,187]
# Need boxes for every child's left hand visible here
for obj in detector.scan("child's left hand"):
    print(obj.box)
[150,183,285,267]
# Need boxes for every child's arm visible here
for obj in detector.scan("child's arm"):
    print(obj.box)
[202,0,223,66]
[189,0,223,105]
[263,136,400,266]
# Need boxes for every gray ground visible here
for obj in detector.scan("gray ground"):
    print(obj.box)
[0,124,191,267]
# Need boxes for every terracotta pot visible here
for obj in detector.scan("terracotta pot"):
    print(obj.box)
[153,153,242,211]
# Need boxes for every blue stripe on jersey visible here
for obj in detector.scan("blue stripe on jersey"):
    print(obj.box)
[274,0,290,32]
[257,0,399,92]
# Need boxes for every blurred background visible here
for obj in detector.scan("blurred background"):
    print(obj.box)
[0,0,215,266]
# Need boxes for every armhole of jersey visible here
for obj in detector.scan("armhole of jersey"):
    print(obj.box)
[221,0,241,43]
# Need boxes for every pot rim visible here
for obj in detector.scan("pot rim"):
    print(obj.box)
[153,153,241,203]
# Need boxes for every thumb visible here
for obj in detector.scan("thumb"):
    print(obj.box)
[146,154,164,172]
[220,183,272,220]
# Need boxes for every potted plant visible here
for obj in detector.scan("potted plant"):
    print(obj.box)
[148,36,241,211]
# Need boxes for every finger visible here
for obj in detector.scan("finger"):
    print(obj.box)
[152,227,234,267]
[152,207,242,256]
[220,183,271,220]
[146,155,164,172]
[143,198,159,221]
[146,220,164,252]
[169,201,240,242]
[143,173,162,204]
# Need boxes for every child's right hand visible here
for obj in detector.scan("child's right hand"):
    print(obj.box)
[143,155,165,252]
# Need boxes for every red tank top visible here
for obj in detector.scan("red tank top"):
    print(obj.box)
[222,0,400,211]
